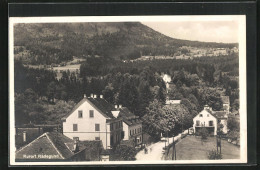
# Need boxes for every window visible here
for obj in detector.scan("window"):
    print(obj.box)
[110,124,113,131]
[207,114,209,117]
[95,137,100,140]
[135,129,136,134]
[73,124,78,131]
[78,110,83,118]
[95,124,100,131]
[73,137,79,141]
[196,121,200,126]
[89,110,94,118]
[209,121,213,126]
[140,136,142,142]
[199,114,203,117]
[130,130,132,136]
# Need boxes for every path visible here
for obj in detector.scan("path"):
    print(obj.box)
[135,129,189,161]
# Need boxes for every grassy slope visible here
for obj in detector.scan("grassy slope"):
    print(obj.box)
[165,135,240,160]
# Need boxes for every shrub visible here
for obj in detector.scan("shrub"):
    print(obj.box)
[199,127,209,140]
[208,150,222,160]
[110,145,137,161]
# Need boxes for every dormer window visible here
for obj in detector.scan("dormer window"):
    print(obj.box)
[89,110,94,118]
[199,114,203,117]
[78,110,83,118]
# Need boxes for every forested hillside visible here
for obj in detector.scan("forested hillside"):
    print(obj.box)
[14,54,239,131]
[14,22,237,64]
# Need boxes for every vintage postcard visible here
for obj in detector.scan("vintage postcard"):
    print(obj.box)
[9,15,246,165]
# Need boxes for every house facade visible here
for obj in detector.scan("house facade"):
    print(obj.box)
[117,107,142,147]
[193,105,229,136]
[193,106,218,135]
[62,94,123,149]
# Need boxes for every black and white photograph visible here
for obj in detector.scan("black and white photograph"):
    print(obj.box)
[9,15,247,165]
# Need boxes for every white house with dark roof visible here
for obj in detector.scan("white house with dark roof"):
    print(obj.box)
[62,94,123,149]
[117,107,142,147]
[193,105,218,135]
[193,105,229,136]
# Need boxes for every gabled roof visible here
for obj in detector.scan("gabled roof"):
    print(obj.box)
[88,98,116,118]
[72,140,104,161]
[118,107,142,126]
[62,97,116,120]
[118,107,136,119]
[221,96,230,104]
[16,132,75,160]
[194,109,217,119]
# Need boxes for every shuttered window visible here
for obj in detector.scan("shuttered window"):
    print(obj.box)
[78,110,83,118]
[89,110,94,118]
[73,124,78,131]
[95,124,100,131]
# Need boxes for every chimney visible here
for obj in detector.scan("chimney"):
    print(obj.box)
[90,93,94,98]
[84,94,86,98]
[115,105,118,109]
[204,105,210,110]
[72,139,79,153]
[100,95,103,99]
[23,131,27,142]
[94,94,97,98]
[119,104,122,108]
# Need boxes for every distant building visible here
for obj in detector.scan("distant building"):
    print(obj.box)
[165,98,181,105]
[117,107,142,147]
[161,74,172,83]
[221,96,230,114]
[15,132,105,162]
[62,94,123,149]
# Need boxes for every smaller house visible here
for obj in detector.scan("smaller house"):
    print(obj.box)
[193,105,228,136]
[193,105,217,135]
[165,98,181,105]
[15,132,106,162]
[117,107,143,147]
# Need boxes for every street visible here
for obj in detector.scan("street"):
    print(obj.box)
[136,129,189,161]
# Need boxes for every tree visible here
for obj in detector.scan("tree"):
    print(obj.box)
[227,115,239,132]
[199,127,209,140]
[46,81,57,103]
[110,145,137,161]
[143,99,165,138]
[137,81,152,117]
[102,83,115,104]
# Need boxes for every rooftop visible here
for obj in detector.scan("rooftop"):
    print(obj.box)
[221,96,230,104]
[63,96,117,120]
[16,132,75,160]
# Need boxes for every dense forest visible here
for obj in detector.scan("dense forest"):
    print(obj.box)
[14,53,239,139]
[14,22,238,65]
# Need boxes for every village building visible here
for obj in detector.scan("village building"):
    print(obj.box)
[62,94,123,150]
[15,123,61,150]
[221,96,230,114]
[193,104,229,136]
[117,107,143,147]
[15,132,106,161]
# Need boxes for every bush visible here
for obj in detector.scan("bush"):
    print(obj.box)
[110,145,137,161]
[208,150,222,160]
[199,128,209,140]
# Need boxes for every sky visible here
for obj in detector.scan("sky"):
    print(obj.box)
[141,21,239,43]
